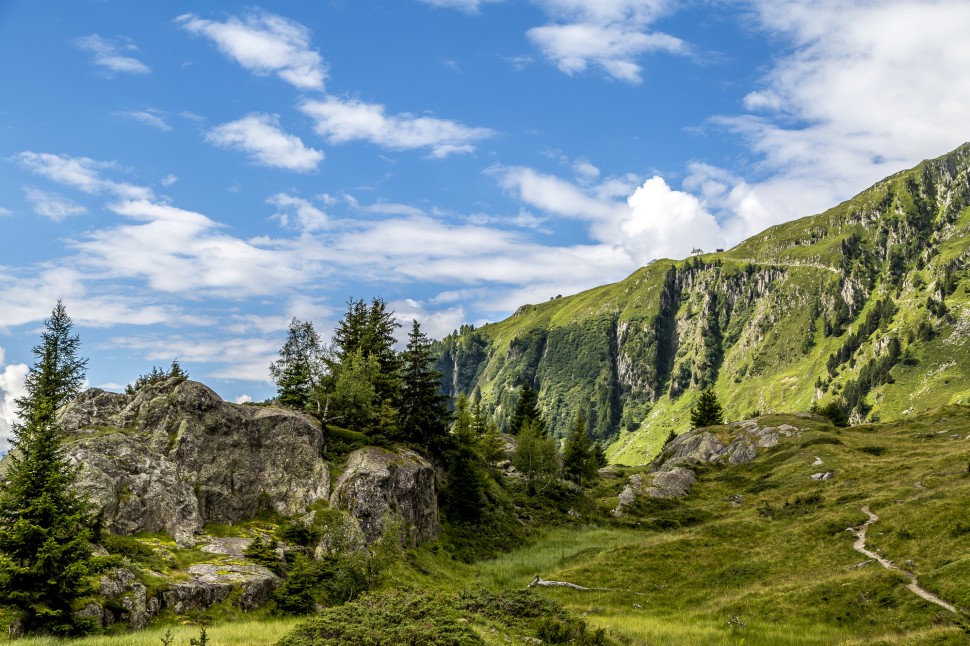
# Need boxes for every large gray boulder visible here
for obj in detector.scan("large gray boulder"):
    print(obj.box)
[56,378,330,542]
[330,447,438,545]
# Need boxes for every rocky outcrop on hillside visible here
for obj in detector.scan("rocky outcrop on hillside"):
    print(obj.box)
[57,378,330,544]
[331,446,439,544]
[613,419,804,515]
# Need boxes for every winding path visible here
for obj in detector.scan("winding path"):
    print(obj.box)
[850,506,958,614]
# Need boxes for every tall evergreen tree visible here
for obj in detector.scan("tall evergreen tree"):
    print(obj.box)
[442,393,486,522]
[331,298,402,406]
[690,389,724,429]
[399,320,450,451]
[269,318,327,412]
[509,382,543,436]
[470,396,487,437]
[562,409,597,486]
[0,301,93,635]
[513,418,559,494]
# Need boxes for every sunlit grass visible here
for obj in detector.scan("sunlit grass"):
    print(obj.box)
[7,618,300,646]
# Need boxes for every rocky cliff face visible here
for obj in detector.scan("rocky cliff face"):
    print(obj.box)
[58,378,330,544]
[330,446,438,545]
[436,143,970,464]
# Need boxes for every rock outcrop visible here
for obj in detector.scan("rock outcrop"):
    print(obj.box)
[57,378,330,543]
[613,419,805,513]
[330,446,439,545]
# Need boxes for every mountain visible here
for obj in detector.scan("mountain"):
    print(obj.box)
[435,143,970,464]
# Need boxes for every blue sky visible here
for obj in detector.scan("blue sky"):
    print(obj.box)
[2,0,969,445]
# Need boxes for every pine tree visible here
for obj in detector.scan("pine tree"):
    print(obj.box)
[442,411,486,523]
[399,320,450,451]
[509,382,543,436]
[269,318,327,412]
[470,396,487,437]
[0,301,93,635]
[562,409,596,487]
[690,389,724,429]
[478,421,506,471]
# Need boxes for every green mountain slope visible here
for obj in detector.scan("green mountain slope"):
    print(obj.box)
[434,143,970,464]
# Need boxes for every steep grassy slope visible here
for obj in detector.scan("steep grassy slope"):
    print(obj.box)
[435,143,970,464]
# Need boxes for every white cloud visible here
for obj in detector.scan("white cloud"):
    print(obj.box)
[116,110,172,131]
[390,300,467,340]
[0,207,12,217]
[206,113,324,172]
[706,0,970,243]
[23,188,87,221]
[16,152,153,200]
[177,10,326,90]
[419,0,503,13]
[161,174,178,187]
[0,348,28,453]
[74,34,150,75]
[527,0,685,82]
[268,193,328,232]
[494,164,724,264]
[111,334,280,382]
[300,97,493,157]
[234,394,253,404]
[73,199,310,297]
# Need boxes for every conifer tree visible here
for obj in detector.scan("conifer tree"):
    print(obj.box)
[478,420,506,471]
[470,395,487,437]
[331,298,402,408]
[0,301,93,635]
[513,418,559,494]
[269,318,327,412]
[690,389,724,429]
[442,393,486,522]
[509,382,543,436]
[399,320,450,451]
[562,409,597,486]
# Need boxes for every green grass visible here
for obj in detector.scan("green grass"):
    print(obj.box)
[5,618,300,645]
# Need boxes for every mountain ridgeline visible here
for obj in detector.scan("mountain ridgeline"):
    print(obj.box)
[434,143,970,464]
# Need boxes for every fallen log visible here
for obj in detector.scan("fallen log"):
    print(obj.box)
[528,576,592,591]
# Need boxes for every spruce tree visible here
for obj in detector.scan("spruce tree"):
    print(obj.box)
[562,409,596,486]
[509,382,543,436]
[513,418,559,494]
[443,395,486,522]
[0,301,93,635]
[399,320,450,452]
[331,298,402,409]
[690,389,724,429]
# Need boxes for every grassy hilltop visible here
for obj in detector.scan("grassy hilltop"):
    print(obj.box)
[436,143,970,465]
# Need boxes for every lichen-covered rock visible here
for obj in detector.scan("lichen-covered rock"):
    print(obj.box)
[173,564,279,612]
[612,473,645,516]
[725,435,757,465]
[330,447,438,544]
[645,467,697,498]
[651,431,725,471]
[54,378,330,541]
[98,567,160,629]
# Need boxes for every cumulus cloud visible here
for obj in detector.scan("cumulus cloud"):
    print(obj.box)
[205,114,324,172]
[268,193,328,232]
[74,34,150,75]
[23,188,87,221]
[494,164,724,264]
[300,97,493,157]
[391,299,467,340]
[177,10,326,90]
[705,0,970,242]
[116,110,172,131]
[527,0,685,82]
[0,348,28,453]
[16,152,153,200]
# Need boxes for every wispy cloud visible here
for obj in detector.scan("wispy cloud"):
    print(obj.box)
[0,207,13,217]
[23,188,87,221]
[267,193,328,232]
[15,152,153,200]
[116,110,172,131]
[177,10,327,90]
[419,0,503,14]
[108,334,281,382]
[527,0,685,82]
[74,34,150,75]
[300,96,493,157]
[161,174,178,187]
[698,0,970,244]
[205,113,324,172]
